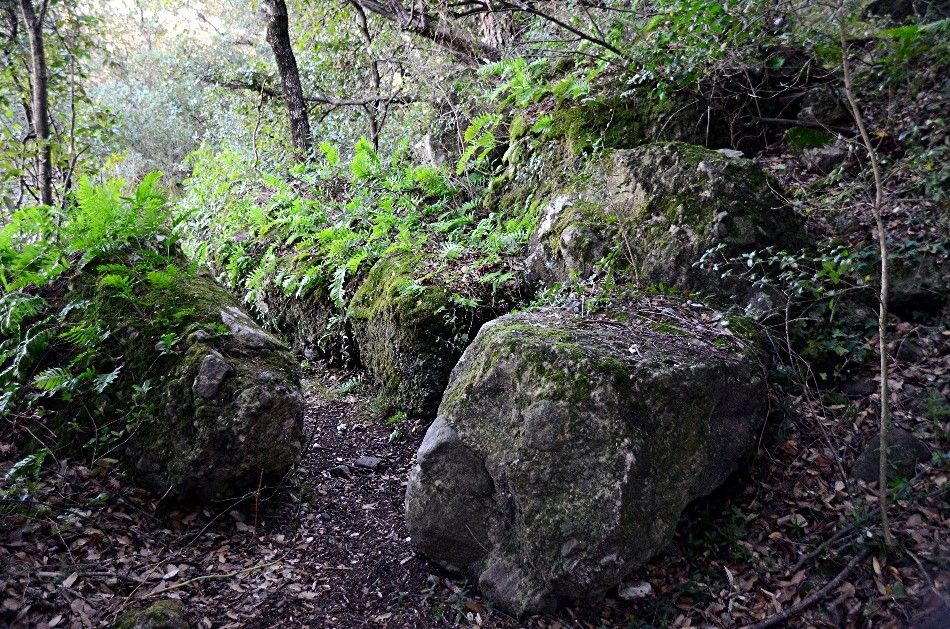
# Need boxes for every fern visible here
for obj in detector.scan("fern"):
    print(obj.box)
[330,264,348,308]
[33,367,74,393]
[457,113,501,175]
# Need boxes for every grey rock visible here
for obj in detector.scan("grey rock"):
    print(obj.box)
[354,455,383,470]
[129,297,305,501]
[897,340,927,364]
[406,301,767,615]
[842,378,874,397]
[191,352,232,399]
[187,329,210,345]
[347,251,491,418]
[220,306,282,349]
[329,464,352,479]
[890,252,948,317]
[524,142,806,302]
[852,428,931,483]
[618,581,653,601]
[802,144,849,175]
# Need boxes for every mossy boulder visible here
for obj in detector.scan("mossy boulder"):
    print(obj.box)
[546,95,717,155]
[405,299,767,615]
[852,428,931,483]
[526,142,807,302]
[258,282,345,361]
[115,600,187,629]
[347,251,469,417]
[121,277,305,501]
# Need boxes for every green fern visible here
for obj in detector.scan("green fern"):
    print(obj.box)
[457,113,501,175]
[33,367,75,393]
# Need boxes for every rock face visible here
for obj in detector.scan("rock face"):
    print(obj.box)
[128,279,305,501]
[347,252,478,417]
[406,301,768,615]
[526,142,806,301]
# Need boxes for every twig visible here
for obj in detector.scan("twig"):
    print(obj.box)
[749,548,871,629]
[145,559,282,597]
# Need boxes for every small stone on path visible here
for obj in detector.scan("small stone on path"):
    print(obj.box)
[354,456,383,471]
[329,464,352,479]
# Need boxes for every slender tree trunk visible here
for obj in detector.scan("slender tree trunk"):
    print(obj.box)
[19,0,52,206]
[263,0,312,157]
[350,1,382,150]
[840,28,893,547]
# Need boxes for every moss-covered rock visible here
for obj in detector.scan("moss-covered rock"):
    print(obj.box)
[95,269,305,501]
[546,95,715,155]
[405,298,768,615]
[526,142,807,302]
[115,599,188,629]
[258,282,345,361]
[347,251,468,417]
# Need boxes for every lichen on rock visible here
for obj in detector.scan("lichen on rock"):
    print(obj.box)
[405,298,768,615]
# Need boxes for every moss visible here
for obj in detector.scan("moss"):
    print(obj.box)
[115,600,185,629]
[546,96,705,155]
[785,127,834,150]
[348,251,447,325]
[347,251,460,416]
[509,114,530,143]
[650,322,688,335]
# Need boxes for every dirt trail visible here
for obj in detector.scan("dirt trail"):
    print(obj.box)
[2,356,947,628]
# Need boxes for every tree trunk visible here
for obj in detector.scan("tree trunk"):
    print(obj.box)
[18,0,52,206]
[263,0,312,158]
[350,1,382,150]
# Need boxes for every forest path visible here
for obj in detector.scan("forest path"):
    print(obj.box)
[153,366,448,627]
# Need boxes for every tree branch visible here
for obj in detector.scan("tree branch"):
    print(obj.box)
[207,76,417,107]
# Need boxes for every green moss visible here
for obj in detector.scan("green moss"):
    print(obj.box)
[509,114,529,143]
[650,322,688,335]
[548,98,660,154]
[115,600,184,629]
[348,251,447,324]
[785,127,834,150]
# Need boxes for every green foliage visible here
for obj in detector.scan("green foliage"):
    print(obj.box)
[457,113,502,175]
[785,127,834,149]
[177,139,535,359]
[696,242,884,380]
[0,173,208,458]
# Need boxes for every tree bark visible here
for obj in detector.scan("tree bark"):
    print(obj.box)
[18,0,52,206]
[263,0,312,157]
[351,0,499,66]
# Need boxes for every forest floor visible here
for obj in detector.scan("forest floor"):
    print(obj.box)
[2,340,949,629]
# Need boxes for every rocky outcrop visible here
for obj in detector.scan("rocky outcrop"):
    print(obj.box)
[526,142,807,301]
[890,251,948,318]
[405,299,767,615]
[125,277,305,501]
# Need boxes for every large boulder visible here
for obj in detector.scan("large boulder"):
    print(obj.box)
[526,142,807,302]
[405,299,768,615]
[347,251,477,417]
[123,279,306,501]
